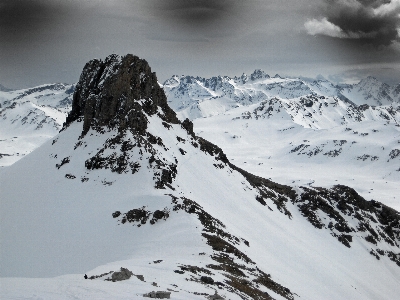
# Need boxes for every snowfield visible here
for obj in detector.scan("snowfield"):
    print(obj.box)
[194,103,400,211]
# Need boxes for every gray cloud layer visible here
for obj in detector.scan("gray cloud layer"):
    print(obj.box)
[0,0,68,39]
[0,0,399,89]
[305,0,400,46]
[147,0,238,24]
[140,0,250,38]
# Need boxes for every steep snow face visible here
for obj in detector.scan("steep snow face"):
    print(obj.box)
[0,83,74,166]
[2,93,400,300]
[339,76,398,106]
[163,72,399,121]
[1,55,400,300]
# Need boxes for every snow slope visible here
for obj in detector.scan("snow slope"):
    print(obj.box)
[194,98,400,211]
[0,83,73,166]
[339,76,397,106]
[1,55,400,300]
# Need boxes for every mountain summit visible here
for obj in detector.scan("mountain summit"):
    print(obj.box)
[66,54,179,134]
[1,54,400,299]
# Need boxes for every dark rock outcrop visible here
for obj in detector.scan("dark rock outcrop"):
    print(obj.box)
[111,267,133,282]
[65,54,179,135]
[143,291,171,299]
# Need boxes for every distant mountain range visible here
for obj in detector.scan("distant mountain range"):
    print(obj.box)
[1,71,399,209]
[163,71,399,120]
[1,54,399,300]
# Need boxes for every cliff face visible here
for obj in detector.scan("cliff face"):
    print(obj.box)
[66,54,179,134]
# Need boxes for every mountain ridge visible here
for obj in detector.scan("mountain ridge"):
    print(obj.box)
[1,54,400,299]
[1,66,399,210]
[163,71,399,121]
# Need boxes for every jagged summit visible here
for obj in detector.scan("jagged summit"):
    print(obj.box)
[250,69,270,81]
[66,54,179,134]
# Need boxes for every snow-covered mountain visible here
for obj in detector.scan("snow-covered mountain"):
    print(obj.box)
[0,83,74,166]
[1,54,400,300]
[163,71,399,120]
[162,72,400,211]
[1,71,398,168]
[339,76,398,106]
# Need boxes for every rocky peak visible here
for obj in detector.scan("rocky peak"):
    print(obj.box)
[250,69,270,81]
[66,54,179,135]
[233,73,249,84]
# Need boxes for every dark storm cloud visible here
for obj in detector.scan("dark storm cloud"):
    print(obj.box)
[1,0,398,89]
[144,0,245,31]
[0,0,68,42]
[305,0,400,46]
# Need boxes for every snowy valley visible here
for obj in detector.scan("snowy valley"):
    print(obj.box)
[1,55,400,300]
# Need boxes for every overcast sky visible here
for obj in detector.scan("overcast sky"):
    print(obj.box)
[1,0,399,89]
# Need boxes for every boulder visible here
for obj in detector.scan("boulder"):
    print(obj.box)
[143,291,171,299]
[111,267,133,282]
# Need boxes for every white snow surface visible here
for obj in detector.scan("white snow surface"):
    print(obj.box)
[194,101,400,211]
[1,110,400,299]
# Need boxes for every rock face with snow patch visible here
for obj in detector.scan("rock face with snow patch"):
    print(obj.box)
[66,54,179,135]
[111,267,133,282]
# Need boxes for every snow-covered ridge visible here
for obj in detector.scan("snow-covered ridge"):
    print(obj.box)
[1,54,399,300]
[163,71,399,120]
[0,83,74,111]
[239,95,400,130]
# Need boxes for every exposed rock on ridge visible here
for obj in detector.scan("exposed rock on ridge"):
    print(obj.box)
[66,54,400,269]
[66,54,179,134]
